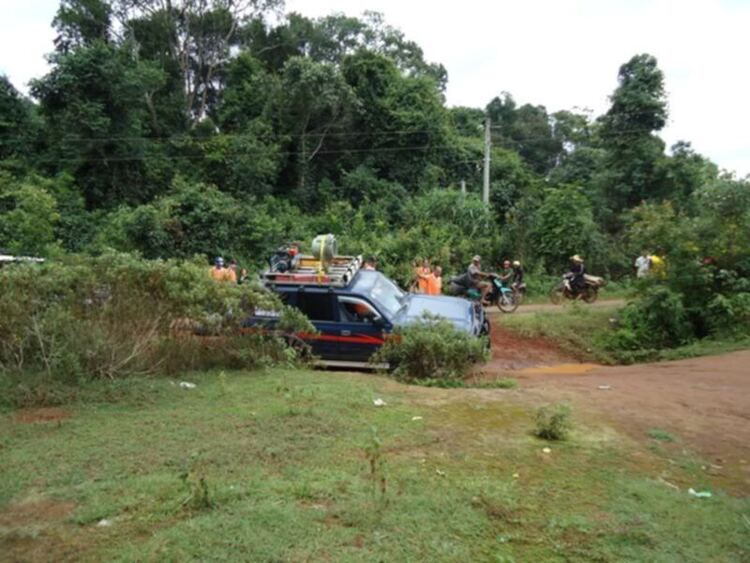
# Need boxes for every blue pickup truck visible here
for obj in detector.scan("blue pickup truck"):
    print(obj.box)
[243,253,489,368]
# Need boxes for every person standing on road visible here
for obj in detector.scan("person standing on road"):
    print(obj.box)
[635,250,651,278]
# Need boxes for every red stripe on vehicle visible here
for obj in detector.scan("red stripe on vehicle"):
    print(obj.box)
[240,327,385,345]
[297,332,385,345]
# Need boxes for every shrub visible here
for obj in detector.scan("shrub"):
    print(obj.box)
[0,253,305,405]
[534,403,572,441]
[371,314,489,381]
[606,286,692,351]
[705,292,750,337]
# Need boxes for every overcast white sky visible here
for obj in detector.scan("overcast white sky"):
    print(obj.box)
[1,0,748,176]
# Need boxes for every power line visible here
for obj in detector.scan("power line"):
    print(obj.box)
[0,108,673,143]
[30,145,486,165]
[0,125,673,154]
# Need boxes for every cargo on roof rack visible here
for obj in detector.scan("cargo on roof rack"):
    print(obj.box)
[262,253,363,288]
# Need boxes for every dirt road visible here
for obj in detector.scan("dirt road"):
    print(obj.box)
[480,325,750,491]
[487,298,626,315]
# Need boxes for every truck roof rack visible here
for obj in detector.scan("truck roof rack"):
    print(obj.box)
[262,254,363,288]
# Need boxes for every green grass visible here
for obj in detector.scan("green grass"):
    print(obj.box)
[502,303,621,363]
[502,303,750,365]
[1,369,748,562]
[647,429,677,442]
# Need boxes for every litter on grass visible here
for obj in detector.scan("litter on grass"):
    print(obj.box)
[688,488,712,498]
[658,477,679,490]
[96,519,113,527]
[179,381,197,389]
[411,416,423,421]
[542,447,551,454]
[373,398,387,407]
[597,385,612,390]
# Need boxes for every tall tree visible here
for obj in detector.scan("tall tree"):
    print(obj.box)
[53,0,113,52]
[114,0,282,122]
[31,41,167,208]
[0,76,40,170]
[274,56,354,200]
[487,93,561,174]
[244,11,447,89]
[341,51,452,189]
[598,53,668,216]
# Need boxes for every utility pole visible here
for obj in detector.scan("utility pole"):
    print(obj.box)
[483,116,491,205]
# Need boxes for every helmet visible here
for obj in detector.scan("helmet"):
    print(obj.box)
[215,256,225,266]
[571,254,583,263]
[472,255,481,263]
[512,260,521,267]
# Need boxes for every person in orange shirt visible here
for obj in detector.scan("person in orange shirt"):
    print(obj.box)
[209,256,237,283]
[426,265,442,295]
[416,258,432,294]
[226,258,238,283]
[210,257,227,281]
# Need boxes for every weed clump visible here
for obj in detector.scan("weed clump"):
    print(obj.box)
[179,453,214,511]
[363,426,387,503]
[534,403,572,441]
[647,428,676,442]
[372,314,489,381]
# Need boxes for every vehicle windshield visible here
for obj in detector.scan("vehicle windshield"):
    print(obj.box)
[368,274,405,318]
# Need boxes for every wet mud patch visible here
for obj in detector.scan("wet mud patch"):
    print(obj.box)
[473,325,583,381]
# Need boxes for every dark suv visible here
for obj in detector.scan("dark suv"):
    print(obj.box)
[244,257,489,367]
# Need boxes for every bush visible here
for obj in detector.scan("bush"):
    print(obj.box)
[607,286,692,351]
[371,314,489,381]
[0,253,311,405]
[534,403,572,441]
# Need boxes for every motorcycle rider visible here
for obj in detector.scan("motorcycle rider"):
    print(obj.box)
[498,259,513,284]
[567,254,586,295]
[468,255,492,305]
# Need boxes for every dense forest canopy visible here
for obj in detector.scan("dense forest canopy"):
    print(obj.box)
[0,0,746,283]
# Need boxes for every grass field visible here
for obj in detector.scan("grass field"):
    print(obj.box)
[2,368,748,561]
[501,301,750,365]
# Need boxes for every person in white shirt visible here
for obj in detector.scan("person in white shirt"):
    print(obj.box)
[635,250,651,278]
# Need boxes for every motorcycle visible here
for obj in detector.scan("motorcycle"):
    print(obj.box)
[549,273,606,304]
[448,273,520,313]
